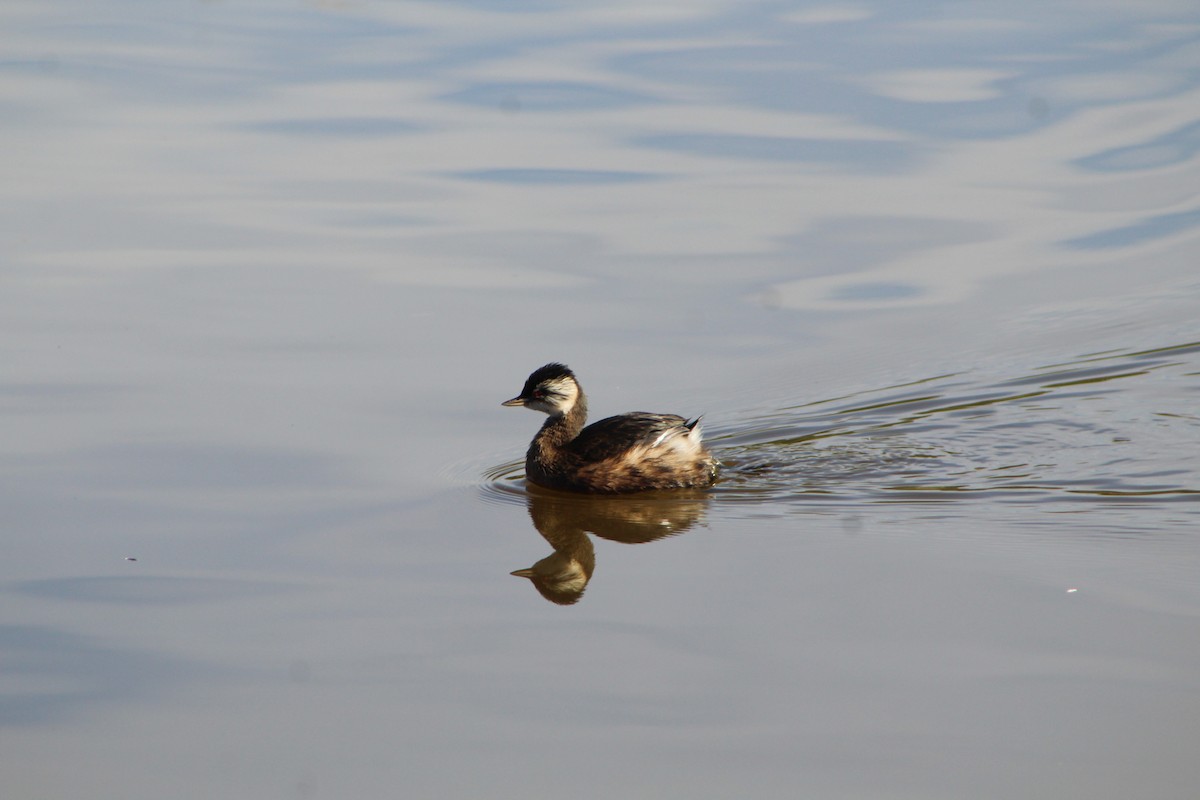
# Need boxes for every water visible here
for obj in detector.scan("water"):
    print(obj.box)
[3,2,1199,798]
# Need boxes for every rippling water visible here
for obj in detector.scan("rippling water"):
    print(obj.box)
[717,341,1200,503]
[4,1,1200,798]
[483,340,1200,511]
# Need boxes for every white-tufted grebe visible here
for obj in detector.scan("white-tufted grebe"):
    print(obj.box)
[502,363,719,493]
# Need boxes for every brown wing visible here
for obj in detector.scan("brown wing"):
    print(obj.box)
[568,413,691,463]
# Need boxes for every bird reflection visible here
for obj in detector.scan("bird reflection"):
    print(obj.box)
[511,484,710,605]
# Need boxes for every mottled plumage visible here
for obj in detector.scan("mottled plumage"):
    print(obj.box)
[502,363,718,493]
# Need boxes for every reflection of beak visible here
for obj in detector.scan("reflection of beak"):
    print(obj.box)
[510,568,535,578]
[501,396,526,407]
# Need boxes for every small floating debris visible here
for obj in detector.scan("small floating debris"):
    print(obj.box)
[125,556,138,562]
[1066,587,1078,593]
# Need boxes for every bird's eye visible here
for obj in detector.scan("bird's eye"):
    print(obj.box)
[531,389,544,399]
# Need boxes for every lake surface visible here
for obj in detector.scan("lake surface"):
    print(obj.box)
[3,2,1199,798]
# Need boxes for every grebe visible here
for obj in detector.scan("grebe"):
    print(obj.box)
[502,363,719,493]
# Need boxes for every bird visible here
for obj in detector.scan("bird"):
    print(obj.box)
[502,362,718,493]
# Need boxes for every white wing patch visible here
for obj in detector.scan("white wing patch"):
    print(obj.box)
[649,420,703,455]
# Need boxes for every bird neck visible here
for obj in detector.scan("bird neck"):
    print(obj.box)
[531,392,588,458]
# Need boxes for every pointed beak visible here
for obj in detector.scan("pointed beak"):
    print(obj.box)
[511,568,535,579]
[501,396,526,407]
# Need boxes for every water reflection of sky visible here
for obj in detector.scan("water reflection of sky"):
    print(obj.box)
[8,0,1197,316]
[1,623,197,726]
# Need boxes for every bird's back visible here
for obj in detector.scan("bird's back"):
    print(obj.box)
[568,412,692,462]
[563,412,716,492]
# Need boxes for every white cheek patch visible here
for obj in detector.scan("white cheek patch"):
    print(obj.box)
[541,379,579,410]
[544,378,576,398]
[525,377,579,415]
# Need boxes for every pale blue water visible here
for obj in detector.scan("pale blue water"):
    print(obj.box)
[3,2,1199,798]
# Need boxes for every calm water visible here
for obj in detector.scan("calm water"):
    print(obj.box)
[3,2,1199,798]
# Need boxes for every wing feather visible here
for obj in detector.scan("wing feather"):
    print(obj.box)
[568,413,690,462]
